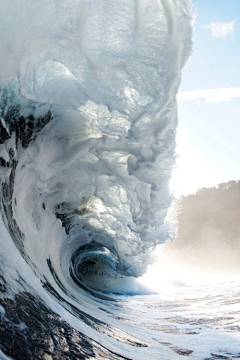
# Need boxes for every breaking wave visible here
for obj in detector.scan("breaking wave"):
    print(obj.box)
[0,1,192,358]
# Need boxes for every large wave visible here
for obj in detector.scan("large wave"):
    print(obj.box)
[0,0,192,358]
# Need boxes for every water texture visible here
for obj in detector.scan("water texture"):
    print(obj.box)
[2,2,238,360]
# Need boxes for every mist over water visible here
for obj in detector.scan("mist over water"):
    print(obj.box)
[167,182,240,276]
[139,181,240,292]
[1,1,240,360]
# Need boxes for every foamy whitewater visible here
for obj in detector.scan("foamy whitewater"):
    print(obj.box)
[0,1,240,359]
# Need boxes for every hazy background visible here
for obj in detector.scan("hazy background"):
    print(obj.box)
[162,0,240,279]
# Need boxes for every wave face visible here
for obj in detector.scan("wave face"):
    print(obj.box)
[0,1,192,358]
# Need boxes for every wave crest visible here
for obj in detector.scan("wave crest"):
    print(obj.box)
[0,0,192,298]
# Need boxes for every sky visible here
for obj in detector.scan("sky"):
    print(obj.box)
[170,0,240,196]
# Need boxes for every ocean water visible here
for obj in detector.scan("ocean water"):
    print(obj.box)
[0,1,240,359]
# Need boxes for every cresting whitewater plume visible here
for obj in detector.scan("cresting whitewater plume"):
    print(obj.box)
[0,1,194,359]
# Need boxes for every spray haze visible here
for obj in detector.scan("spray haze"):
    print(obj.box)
[158,181,240,282]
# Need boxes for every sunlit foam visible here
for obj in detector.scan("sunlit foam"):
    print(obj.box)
[137,243,240,294]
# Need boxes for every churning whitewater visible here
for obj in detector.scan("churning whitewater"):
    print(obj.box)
[0,2,192,296]
[0,0,192,290]
[2,1,239,360]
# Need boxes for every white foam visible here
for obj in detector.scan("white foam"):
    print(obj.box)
[0,0,192,288]
[0,6,193,354]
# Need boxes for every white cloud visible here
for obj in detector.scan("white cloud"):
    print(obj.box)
[178,87,240,103]
[204,21,235,39]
